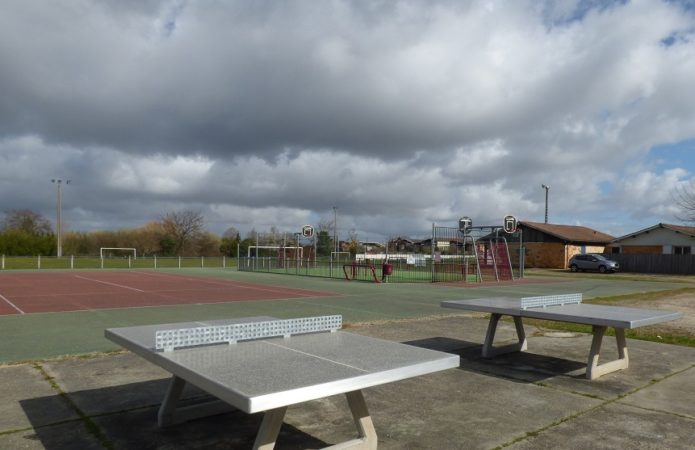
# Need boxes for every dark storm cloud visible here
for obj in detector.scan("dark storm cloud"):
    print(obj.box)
[0,0,632,160]
[2,0,695,238]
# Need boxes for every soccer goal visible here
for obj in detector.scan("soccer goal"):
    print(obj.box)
[100,247,137,259]
[247,246,303,259]
[331,251,351,262]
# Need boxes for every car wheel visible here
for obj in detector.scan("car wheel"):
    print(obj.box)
[599,265,606,273]
[570,264,578,272]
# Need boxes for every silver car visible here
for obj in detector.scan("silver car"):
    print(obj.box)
[569,254,619,273]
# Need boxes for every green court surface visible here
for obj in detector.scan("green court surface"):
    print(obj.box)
[0,269,692,364]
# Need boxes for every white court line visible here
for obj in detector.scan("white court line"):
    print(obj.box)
[74,275,145,292]
[263,339,369,373]
[134,271,326,297]
[0,292,25,314]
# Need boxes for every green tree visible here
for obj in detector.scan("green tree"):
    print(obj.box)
[0,210,55,255]
[0,229,55,256]
[316,230,331,257]
[220,232,240,257]
[159,235,177,256]
[347,229,360,258]
[195,232,221,256]
[239,237,255,258]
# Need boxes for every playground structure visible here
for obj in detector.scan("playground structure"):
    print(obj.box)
[239,218,523,284]
[431,223,520,283]
[245,246,305,270]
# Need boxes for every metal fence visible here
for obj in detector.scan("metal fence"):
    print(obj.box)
[238,256,479,283]
[0,255,233,270]
[237,224,524,283]
[432,225,523,281]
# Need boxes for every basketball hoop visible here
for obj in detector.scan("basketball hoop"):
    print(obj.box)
[503,215,518,233]
[302,225,314,238]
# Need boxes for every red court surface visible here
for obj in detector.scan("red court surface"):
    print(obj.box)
[0,271,337,315]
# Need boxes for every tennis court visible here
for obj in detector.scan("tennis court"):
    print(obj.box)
[0,271,337,315]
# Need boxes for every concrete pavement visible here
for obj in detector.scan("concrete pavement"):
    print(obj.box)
[1,314,694,449]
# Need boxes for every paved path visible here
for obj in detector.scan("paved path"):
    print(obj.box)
[2,314,694,449]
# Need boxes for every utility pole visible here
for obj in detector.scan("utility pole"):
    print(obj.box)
[52,179,71,257]
[541,184,550,224]
[333,206,338,254]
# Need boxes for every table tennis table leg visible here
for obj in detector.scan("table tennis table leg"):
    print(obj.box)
[253,390,377,450]
[341,390,378,450]
[158,375,236,427]
[253,406,288,450]
[482,314,528,358]
[586,326,629,380]
[158,375,186,427]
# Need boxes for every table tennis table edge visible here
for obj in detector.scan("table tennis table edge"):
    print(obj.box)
[105,328,460,414]
[441,300,683,329]
[440,299,683,380]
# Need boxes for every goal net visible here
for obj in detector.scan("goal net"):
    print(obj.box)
[331,251,352,263]
[248,246,303,259]
[100,247,137,259]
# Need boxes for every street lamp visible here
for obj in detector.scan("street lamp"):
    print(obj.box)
[51,178,71,257]
[333,206,338,254]
[541,184,550,224]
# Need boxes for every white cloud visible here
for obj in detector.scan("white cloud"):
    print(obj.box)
[108,154,214,194]
[1,0,695,238]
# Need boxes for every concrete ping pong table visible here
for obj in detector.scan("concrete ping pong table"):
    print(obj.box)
[105,315,460,449]
[442,293,683,380]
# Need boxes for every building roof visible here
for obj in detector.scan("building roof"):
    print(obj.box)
[520,221,615,244]
[612,223,695,242]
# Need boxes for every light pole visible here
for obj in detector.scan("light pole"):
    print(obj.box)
[333,206,338,254]
[51,178,70,257]
[541,184,550,224]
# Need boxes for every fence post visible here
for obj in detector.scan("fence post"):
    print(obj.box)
[71,255,74,269]
[201,256,204,268]
[38,255,41,269]
[128,255,132,269]
[431,223,435,282]
[178,256,181,269]
[1,254,4,270]
[154,254,157,269]
[223,256,226,268]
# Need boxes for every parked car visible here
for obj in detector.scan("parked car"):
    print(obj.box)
[569,254,619,273]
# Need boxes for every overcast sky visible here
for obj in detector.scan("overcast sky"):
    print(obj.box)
[2,0,695,242]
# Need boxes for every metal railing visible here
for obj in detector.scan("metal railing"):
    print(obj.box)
[0,255,234,270]
[237,256,481,283]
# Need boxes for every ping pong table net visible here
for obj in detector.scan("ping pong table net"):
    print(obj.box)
[155,315,343,352]
[520,293,582,310]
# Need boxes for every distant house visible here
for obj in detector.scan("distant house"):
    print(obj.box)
[607,223,695,255]
[511,221,615,269]
[361,241,385,254]
[388,237,416,252]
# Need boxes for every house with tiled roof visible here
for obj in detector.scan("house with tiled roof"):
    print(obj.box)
[607,223,695,255]
[508,221,615,269]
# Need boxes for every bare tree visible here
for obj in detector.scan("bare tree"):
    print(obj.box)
[268,225,281,244]
[1,209,53,235]
[317,218,333,233]
[159,210,205,256]
[246,228,258,240]
[222,226,240,239]
[672,181,695,223]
